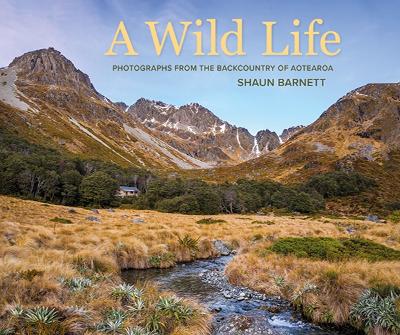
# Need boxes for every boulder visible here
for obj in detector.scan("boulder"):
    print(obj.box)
[365,215,379,222]
[86,216,100,222]
[214,315,278,335]
[213,240,231,256]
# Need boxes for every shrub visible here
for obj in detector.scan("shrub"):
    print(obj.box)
[127,298,145,314]
[145,313,164,333]
[269,237,400,262]
[388,210,400,224]
[196,218,226,225]
[156,297,193,322]
[252,234,263,241]
[251,220,275,225]
[72,254,117,274]
[97,309,127,333]
[23,307,60,325]
[125,327,155,335]
[9,306,24,317]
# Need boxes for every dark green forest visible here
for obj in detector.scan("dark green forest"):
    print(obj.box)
[0,129,374,213]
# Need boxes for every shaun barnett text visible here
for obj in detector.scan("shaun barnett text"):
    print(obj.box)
[237,78,326,87]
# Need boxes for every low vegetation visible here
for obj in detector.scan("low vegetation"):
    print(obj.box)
[49,217,72,224]
[196,218,226,225]
[388,211,400,224]
[351,288,400,334]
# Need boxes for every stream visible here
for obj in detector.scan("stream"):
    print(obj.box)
[122,256,358,335]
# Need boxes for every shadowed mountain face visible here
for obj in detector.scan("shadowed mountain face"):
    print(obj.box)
[0,48,281,170]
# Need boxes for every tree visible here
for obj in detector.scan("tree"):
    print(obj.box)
[156,195,200,214]
[79,171,118,207]
[191,186,221,214]
[61,170,82,205]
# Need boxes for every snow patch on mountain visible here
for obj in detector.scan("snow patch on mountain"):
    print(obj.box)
[251,137,261,157]
[0,67,36,112]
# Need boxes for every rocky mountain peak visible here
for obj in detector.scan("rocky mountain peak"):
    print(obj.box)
[310,83,400,134]
[255,129,280,152]
[280,126,305,142]
[9,47,97,95]
[114,101,129,112]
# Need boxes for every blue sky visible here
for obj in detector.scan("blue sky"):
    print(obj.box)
[0,0,399,134]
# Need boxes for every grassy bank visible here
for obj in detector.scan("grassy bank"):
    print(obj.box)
[1,195,399,334]
[226,236,400,333]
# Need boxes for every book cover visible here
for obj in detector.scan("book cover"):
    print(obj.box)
[0,1,399,334]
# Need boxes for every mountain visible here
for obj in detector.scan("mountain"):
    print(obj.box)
[127,98,280,164]
[193,82,400,212]
[0,47,281,170]
[280,125,305,142]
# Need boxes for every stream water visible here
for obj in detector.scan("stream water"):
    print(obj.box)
[122,256,358,335]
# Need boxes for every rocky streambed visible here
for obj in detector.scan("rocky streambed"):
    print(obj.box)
[122,256,357,335]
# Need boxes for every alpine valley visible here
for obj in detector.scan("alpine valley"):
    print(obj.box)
[2,47,400,335]
[1,47,400,213]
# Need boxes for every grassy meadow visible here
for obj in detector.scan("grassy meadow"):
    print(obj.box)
[0,195,399,334]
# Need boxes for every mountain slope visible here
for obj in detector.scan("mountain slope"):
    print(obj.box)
[0,48,215,170]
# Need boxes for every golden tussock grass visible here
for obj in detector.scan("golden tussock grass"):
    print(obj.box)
[0,195,399,333]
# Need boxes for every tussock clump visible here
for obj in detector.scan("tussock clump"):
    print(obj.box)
[112,241,149,269]
[72,251,118,274]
